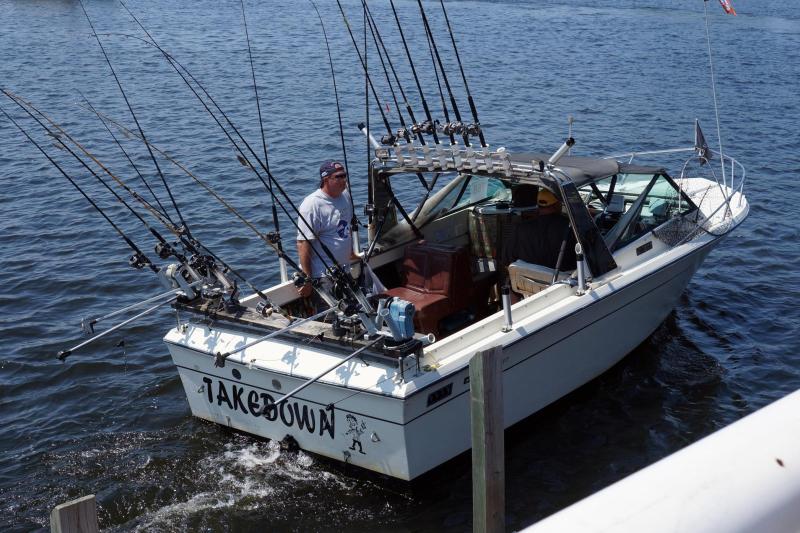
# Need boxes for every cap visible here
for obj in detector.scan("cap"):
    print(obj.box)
[537,189,559,207]
[319,160,345,179]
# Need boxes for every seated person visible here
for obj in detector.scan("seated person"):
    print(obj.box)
[501,189,577,273]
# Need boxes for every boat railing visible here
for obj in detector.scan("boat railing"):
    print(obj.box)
[606,146,747,239]
[606,146,746,199]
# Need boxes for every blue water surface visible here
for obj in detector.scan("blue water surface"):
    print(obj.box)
[1,0,798,530]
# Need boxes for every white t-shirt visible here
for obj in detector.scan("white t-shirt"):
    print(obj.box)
[296,189,353,278]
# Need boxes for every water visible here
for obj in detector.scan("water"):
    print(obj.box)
[1,0,798,530]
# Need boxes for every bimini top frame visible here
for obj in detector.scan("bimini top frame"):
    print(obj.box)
[373,143,663,190]
[371,143,636,277]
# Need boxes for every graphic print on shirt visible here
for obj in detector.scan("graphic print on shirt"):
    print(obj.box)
[336,219,349,239]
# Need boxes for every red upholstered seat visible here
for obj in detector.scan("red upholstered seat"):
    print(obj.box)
[385,243,472,337]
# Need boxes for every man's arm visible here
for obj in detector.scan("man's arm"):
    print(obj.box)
[297,239,314,297]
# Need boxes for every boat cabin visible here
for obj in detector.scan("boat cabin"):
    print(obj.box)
[357,149,698,339]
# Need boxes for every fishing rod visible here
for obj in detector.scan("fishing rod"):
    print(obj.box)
[416,0,468,146]
[9,91,276,314]
[4,90,185,264]
[0,103,156,273]
[80,92,172,220]
[84,106,302,274]
[309,0,361,258]
[424,19,455,145]
[334,0,397,145]
[240,0,288,283]
[78,0,191,237]
[363,6,431,193]
[363,1,411,143]
[82,105,336,316]
[68,102,283,311]
[117,6,373,318]
[438,0,486,147]
[113,15,349,290]
[362,0,426,146]
[388,0,440,145]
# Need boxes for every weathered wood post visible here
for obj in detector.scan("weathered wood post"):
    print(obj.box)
[50,494,99,533]
[470,346,505,533]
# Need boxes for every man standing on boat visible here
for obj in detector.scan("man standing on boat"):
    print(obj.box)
[296,160,356,300]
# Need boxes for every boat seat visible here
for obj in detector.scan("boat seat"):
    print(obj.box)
[385,243,472,337]
[507,260,570,297]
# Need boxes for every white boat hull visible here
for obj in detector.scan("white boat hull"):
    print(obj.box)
[166,236,718,480]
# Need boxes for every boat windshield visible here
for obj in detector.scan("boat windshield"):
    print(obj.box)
[395,172,509,225]
[582,172,696,250]
[372,171,510,246]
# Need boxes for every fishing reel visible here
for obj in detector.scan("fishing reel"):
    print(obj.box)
[128,252,149,270]
[411,120,436,135]
[155,240,182,260]
[267,231,281,245]
[189,254,217,278]
[441,121,465,135]
[380,133,397,146]
[465,122,482,136]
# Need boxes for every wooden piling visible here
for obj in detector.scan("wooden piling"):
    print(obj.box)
[50,494,99,533]
[470,346,505,533]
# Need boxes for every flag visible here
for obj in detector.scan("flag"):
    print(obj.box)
[694,119,712,165]
[718,0,737,15]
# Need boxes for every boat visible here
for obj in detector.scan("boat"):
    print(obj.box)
[164,139,748,480]
[3,1,748,482]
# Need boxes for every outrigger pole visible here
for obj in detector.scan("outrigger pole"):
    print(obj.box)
[239,0,288,283]
[57,296,178,361]
[214,307,334,365]
[267,337,384,411]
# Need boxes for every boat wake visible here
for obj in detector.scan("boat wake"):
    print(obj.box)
[123,439,360,532]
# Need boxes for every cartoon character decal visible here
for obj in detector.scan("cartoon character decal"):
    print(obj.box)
[345,413,367,454]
